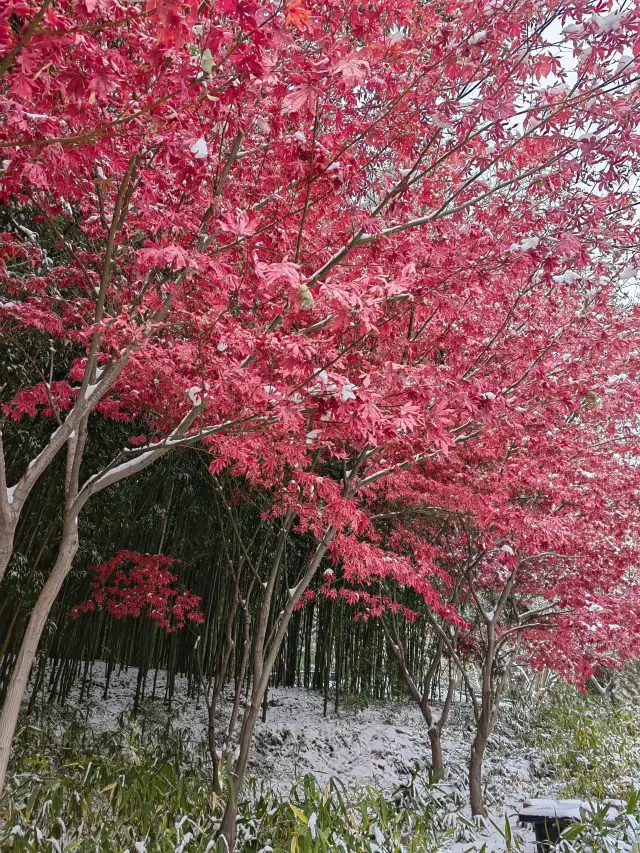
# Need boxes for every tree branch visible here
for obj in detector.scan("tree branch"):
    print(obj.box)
[0,0,51,79]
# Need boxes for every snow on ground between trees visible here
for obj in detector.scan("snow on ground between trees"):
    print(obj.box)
[37,664,545,851]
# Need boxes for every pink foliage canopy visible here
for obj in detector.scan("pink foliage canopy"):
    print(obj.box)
[3,0,640,681]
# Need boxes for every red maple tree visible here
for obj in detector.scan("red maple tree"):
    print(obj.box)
[2,0,640,839]
[70,550,204,631]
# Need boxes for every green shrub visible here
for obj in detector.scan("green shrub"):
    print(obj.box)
[532,686,640,800]
[555,790,640,853]
[0,710,221,851]
[241,771,474,853]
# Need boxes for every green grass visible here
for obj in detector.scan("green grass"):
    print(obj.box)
[531,686,640,800]
[0,708,468,852]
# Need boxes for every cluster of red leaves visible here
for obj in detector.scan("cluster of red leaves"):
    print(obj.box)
[70,551,204,632]
[2,381,75,421]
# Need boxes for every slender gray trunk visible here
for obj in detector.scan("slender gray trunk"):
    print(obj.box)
[469,731,487,816]
[0,523,79,794]
[218,530,333,850]
[0,519,16,585]
[428,727,445,780]
[226,615,250,750]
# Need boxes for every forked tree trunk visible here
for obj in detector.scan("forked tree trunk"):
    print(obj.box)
[0,523,79,794]
[468,665,498,815]
[385,621,456,782]
[218,530,333,850]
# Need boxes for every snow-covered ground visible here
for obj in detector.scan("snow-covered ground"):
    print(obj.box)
[31,664,549,851]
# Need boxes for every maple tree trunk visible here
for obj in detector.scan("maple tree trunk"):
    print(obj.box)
[388,622,453,782]
[469,730,488,816]
[0,519,16,586]
[469,622,496,817]
[428,726,445,781]
[219,532,333,850]
[219,692,264,849]
[469,660,499,815]
[0,522,79,795]
[226,615,250,748]
[199,584,240,796]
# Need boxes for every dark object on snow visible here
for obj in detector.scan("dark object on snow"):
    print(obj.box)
[518,799,624,852]
[518,801,576,852]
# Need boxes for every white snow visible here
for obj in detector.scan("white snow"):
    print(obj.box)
[562,23,584,35]
[615,55,635,76]
[187,386,203,406]
[18,665,564,853]
[6,485,17,505]
[520,798,623,821]
[340,383,357,402]
[31,664,541,820]
[607,374,628,385]
[308,811,318,838]
[620,265,638,281]
[552,270,581,284]
[200,49,214,74]
[190,138,208,160]
[578,45,593,64]
[509,237,539,252]
[591,11,625,32]
[468,30,487,45]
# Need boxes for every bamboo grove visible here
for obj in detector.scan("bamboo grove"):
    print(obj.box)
[0,426,451,717]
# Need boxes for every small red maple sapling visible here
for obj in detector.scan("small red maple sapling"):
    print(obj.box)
[70,550,204,632]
